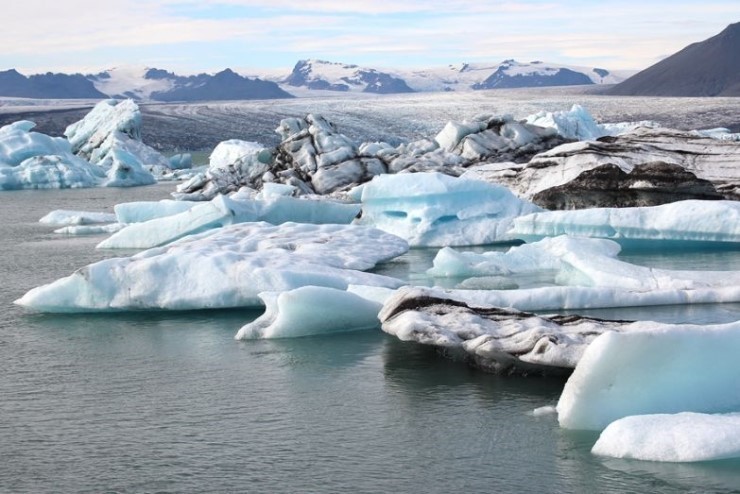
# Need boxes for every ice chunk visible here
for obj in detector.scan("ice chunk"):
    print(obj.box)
[16,222,408,312]
[39,210,117,226]
[525,104,604,141]
[378,286,632,374]
[54,223,125,236]
[64,99,141,157]
[556,325,740,430]
[99,193,361,249]
[114,200,199,224]
[354,172,542,246]
[592,412,740,462]
[510,200,740,246]
[235,286,382,339]
[428,236,740,292]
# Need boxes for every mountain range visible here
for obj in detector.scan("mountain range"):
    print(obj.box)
[0,59,630,101]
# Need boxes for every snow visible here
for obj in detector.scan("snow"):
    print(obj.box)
[592,412,740,462]
[39,210,117,226]
[235,286,382,339]
[556,324,740,430]
[16,222,408,312]
[90,66,175,100]
[353,172,542,246]
[510,200,740,246]
[99,193,361,249]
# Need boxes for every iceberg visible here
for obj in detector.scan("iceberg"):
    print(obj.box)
[16,222,408,312]
[428,236,740,292]
[175,140,274,201]
[98,193,361,249]
[235,286,382,339]
[113,200,199,224]
[592,412,740,462]
[378,286,631,374]
[353,172,542,247]
[64,99,174,187]
[510,200,740,246]
[494,127,740,200]
[39,210,117,226]
[524,104,605,141]
[0,120,105,190]
[556,325,740,430]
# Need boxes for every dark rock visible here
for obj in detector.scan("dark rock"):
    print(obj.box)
[532,162,725,209]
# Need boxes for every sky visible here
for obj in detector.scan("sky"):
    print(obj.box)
[2,0,739,75]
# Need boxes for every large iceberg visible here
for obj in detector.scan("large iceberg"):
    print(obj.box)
[510,200,740,246]
[592,412,740,462]
[0,120,105,190]
[556,325,740,430]
[490,127,740,201]
[98,192,361,249]
[64,99,178,186]
[16,222,407,312]
[352,172,542,247]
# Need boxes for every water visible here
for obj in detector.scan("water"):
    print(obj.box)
[2,186,740,493]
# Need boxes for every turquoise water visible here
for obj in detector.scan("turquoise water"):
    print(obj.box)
[2,186,740,493]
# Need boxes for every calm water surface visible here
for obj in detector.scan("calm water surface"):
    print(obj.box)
[2,186,740,493]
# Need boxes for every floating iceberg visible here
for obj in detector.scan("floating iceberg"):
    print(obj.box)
[113,200,199,224]
[524,104,605,141]
[39,210,117,226]
[0,120,105,190]
[353,172,542,247]
[64,99,175,187]
[378,286,630,374]
[98,193,361,249]
[592,412,740,462]
[235,286,382,340]
[556,325,740,430]
[494,127,740,200]
[175,140,274,201]
[510,200,740,246]
[428,236,740,292]
[16,222,408,312]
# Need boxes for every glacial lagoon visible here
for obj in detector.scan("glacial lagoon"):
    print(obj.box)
[3,185,740,493]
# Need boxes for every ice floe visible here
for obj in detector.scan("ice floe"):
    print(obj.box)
[39,210,117,226]
[592,412,740,462]
[16,222,408,312]
[556,325,740,430]
[352,172,542,247]
[98,193,361,249]
[510,200,740,246]
[235,286,382,339]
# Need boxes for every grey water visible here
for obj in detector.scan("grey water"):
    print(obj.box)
[2,185,740,494]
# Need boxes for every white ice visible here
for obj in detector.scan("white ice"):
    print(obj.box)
[16,222,408,312]
[353,172,542,246]
[99,193,361,249]
[556,325,740,430]
[235,286,383,339]
[510,200,740,246]
[39,210,117,226]
[592,412,740,462]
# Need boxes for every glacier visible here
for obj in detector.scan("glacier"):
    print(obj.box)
[556,325,740,431]
[16,222,408,312]
[352,172,542,247]
[592,412,740,462]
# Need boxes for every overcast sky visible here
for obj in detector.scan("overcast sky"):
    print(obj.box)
[3,1,739,74]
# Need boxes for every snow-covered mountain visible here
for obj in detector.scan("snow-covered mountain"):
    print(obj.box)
[271,58,632,94]
[87,67,292,101]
